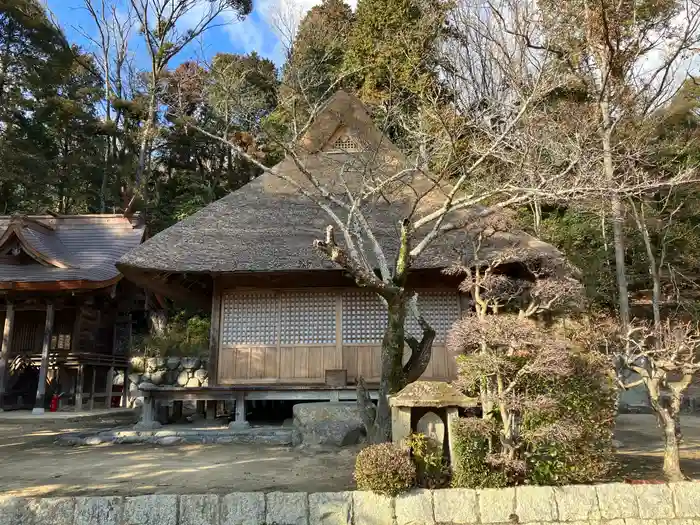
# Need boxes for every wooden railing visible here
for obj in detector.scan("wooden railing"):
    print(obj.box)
[10,351,130,369]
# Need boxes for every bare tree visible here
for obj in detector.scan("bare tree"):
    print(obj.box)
[179,0,698,441]
[78,0,136,211]
[126,0,253,209]
[614,320,700,480]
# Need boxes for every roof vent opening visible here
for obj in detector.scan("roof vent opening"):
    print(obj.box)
[332,134,363,152]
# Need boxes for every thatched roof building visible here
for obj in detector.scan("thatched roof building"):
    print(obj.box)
[117,91,567,401]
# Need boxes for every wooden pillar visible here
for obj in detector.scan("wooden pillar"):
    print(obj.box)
[208,277,222,386]
[74,364,84,412]
[105,367,114,409]
[121,368,129,408]
[88,366,97,410]
[33,303,55,415]
[229,392,249,429]
[0,303,15,411]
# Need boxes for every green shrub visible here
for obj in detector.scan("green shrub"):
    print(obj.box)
[450,418,509,489]
[405,433,450,489]
[521,350,618,485]
[354,443,416,496]
[134,314,210,357]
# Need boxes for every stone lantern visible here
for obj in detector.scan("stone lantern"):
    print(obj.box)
[388,381,478,464]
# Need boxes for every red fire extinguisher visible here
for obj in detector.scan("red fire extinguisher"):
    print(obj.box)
[50,394,61,412]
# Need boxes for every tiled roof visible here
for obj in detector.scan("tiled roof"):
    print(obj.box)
[0,214,145,287]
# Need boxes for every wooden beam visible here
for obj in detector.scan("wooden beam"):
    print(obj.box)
[32,303,54,415]
[0,303,15,410]
[105,367,114,409]
[208,277,222,386]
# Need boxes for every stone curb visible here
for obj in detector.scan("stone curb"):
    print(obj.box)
[0,483,698,525]
[54,427,295,447]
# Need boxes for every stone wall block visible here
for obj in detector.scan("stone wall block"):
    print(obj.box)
[516,486,557,523]
[671,481,700,518]
[123,495,177,525]
[74,496,123,525]
[353,492,394,525]
[432,488,477,524]
[554,485,601,521]
[395,489,434,525]
[308,492,352,525]
[634,485,674,520]
[24,498,74,525]
[596,484,638,519]
[179,494,219,525]
[221,493,265,525]
[266,492,309,525]
[478,487,516,524]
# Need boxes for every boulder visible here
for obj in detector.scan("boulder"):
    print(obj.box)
[150,370,166,385]
[181,357,201,370]
[176,371,190,387]
[146,357,164,372]
[112,372,124,386]
[292,402,366,447]
[130,356,146,373]
[194,368,208,381]
[186,377,201,388]
[165,357,181,370]
[164,370,179,385]
[200,377,209,387]
[303,421,365,447]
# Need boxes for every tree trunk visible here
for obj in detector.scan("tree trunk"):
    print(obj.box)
[371,295,408,443]
[661,409,685,482]
[134,88,158,198]
[148,309,167,338]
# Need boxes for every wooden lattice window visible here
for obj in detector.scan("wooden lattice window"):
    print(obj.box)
[332,134,363,152]
[405,291,461,343]
[280,291,336,345]
[221,292,278,346]
[342,291,387,344]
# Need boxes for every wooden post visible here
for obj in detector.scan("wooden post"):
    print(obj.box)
[33,303,55,415]
[105,367,114,409]
[0,303,15,411]
[88,366,97,410]
[229,392,249,429]
[121,368,129,408]
[208,277,222,386]
[75,364,84,412]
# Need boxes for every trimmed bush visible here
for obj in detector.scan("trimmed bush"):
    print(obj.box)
[354,443,416,496]
[450,418,509,489]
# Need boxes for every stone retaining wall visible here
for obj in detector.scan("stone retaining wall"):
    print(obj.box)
[113,357,209,407]
[1,483,699,525]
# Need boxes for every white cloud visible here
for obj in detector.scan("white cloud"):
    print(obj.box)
[224,0,358,65]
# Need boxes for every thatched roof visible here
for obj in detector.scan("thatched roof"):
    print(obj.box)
[0,214,145,290]
[118,91,563,278]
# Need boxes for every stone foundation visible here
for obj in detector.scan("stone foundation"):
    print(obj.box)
[1,483,699,525]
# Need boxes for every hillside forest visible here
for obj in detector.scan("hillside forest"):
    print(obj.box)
[2,0,700,347]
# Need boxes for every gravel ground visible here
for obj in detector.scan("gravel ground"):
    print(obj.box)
[0,413,698,497]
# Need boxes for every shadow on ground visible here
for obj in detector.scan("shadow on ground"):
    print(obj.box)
[1,413,700,497]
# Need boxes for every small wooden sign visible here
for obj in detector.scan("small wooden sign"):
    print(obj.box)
[325,369,347,387]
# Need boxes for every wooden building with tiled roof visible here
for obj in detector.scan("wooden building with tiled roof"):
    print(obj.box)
[0,213,146,413]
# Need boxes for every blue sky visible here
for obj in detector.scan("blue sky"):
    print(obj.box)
[44,0,318,68]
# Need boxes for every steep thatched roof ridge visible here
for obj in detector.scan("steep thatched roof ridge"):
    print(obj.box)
[117,90,565,276]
